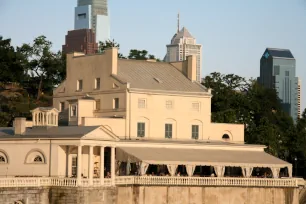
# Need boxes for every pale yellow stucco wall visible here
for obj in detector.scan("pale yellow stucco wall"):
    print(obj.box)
[53,48,245,143]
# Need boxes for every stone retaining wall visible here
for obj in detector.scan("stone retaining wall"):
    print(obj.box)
[0,187,49,204]
[0,186,301,204]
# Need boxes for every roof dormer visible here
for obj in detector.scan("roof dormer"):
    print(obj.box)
[31,107,59,127]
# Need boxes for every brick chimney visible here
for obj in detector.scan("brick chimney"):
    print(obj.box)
[14,117,26,135]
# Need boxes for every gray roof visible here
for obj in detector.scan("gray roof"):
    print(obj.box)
[264,48,294,59]
[116,60,206,92]
[0,126,100,139]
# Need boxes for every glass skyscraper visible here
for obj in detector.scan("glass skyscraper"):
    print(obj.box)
[75,0,110,43]
[258,48,299,121]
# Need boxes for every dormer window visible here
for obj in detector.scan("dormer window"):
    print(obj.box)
[95,78,100,90]
[77,80,83,91]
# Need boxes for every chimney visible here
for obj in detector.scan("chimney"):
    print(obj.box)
[105,47,118,75]
[14,117,26,135]
[187,55,197,81]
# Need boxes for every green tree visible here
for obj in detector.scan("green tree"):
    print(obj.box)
[128,49,160,61]
[18,36,65,100]
[0,37,26,83]
[98,39,126,59]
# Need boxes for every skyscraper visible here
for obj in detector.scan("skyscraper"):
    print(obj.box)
[74,0,110,43]
[258,48,299,121]
[164,14,202,82]
[62,29,98,55]
[298,78,301,118]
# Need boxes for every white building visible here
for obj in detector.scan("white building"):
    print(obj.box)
[165,21,202,82]
[74,0,110,43]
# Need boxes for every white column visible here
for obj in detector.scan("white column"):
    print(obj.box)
[55,115,58,126]
[77,145,83,186]
[89,145,94,186]
[43,113,46,125]
[111,146,115,185]
[46,113,49,125]
[100,146,105,185]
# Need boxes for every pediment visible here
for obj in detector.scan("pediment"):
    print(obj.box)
[82,126,120,141]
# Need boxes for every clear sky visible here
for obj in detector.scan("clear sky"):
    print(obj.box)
[1,0,306,110]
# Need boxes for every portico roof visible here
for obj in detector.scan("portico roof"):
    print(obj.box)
[117,147,291,168]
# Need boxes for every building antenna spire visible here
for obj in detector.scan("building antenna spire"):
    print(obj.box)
[177,12,180,33]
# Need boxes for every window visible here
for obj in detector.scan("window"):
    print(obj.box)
[34,156,43,163]
[285,71,290,77]
[137,122,145,137]
[95,100,100,110]
[0,152,8,164]
[222,134,230,140]
[0,156,6,163]
[72,156,77,176]
[60,102,65,112]
[77,80,83,91]
[192,125,199,139]
[71,105,77,117]
[78,13,86,19]
[274,65,280,75]
[166,100,173,109]
[95,78,100,89]
[165,124,172,139]
[192,102,200,111]
[138,99,146,109]
[113,98,119,109]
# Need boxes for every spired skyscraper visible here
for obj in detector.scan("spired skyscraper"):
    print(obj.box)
[257,48,299,121]
[74,0,110,43]
[164,14,202,82]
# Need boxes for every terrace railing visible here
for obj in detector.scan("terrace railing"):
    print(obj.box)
[0,176,301,188]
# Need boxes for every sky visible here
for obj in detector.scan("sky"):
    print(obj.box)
[1,0,306,110]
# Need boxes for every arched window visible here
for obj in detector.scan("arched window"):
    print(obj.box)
[0,156,5,163]
[0,151,8,164]
[222,134,230,140]
[34,156,43,163]
[14,201,24,204]
[25,150,46,164]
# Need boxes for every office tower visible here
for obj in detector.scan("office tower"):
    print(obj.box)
[258,48,299,121]
[75,0,110,43]
[62,29,98,55]
[164,14,202,82]
[298,78,301,118]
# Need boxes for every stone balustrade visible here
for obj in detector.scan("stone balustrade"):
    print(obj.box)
[0,176,301,188]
